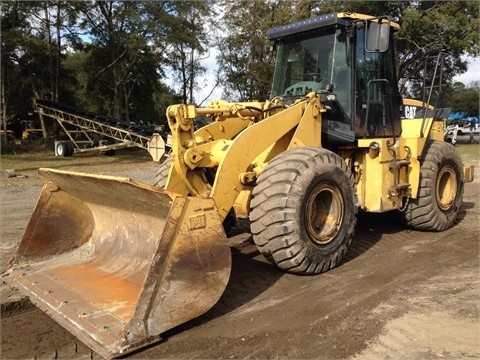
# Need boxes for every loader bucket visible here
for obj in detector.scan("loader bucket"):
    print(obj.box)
[6,168,231,358]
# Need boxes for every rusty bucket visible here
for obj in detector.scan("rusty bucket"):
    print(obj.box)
[6,168,231,358]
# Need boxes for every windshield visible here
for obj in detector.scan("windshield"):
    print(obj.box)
[271,27,352,114]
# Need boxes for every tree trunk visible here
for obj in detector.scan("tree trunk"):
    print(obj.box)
[1,61,5,126]
[42,3,52,139]
[113,75,121,119]
[123,83,130,123]
[189,48,194,104]
[55,1,61,101]
[44,3,54,97]
[188,14,195,104]
[0,61,6,148]
[180,44,187,104]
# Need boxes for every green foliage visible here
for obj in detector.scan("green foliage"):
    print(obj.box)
[396,1,480,98]
[160,1,211,104]
[1,0,479,133]
[216,0,479,102]
[1,2,47,117]
[1,1,88,121]
[71,1,158,119]
[216,0,313,101]
[450,86,480,116]
[291,1,479,99]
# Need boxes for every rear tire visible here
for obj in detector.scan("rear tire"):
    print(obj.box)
[401,141,464,231]
[249,147,357,275]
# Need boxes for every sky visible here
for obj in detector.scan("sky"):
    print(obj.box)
[196,51,223,106]
[183,49,223,106]
[453,57,480,86]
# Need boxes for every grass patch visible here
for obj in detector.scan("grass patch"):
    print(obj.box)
[456,143,480,165]
[0,138,55,155]
[0,147,156,174]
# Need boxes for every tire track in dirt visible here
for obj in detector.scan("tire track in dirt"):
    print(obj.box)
[351,264,480,360]
[137,204,478,360]
[346,197,480,360]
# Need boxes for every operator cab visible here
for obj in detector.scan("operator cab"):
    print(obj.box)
[267,12,402,145]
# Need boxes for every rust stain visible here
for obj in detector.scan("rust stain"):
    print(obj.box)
[52,262,141,322]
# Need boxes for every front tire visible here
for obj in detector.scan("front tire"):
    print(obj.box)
[153,156,173,188]
[249,147,357,275]
[402,141,464,231]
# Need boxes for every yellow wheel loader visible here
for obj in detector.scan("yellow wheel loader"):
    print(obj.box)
[6,12,474,358]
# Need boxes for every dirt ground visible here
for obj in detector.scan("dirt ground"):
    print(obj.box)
[1,148,479,360]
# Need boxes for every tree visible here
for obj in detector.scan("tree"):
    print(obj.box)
[2,0,478,137]
[216,1,479,101]
[310,1,480,97]
[396,1,480,98]
[216,0,314,101]
[159,1,210,104]
[450,85,480,116]
[2,0,178,135]
[70,1,184,123]
[1,2,51,119]
[71,1,142,119]
[1,1,85,140]
[0,1,30,132]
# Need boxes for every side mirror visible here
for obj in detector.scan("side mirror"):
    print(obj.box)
[365,18,390,53]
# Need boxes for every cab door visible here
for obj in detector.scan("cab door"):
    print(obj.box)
[354,20,401,138]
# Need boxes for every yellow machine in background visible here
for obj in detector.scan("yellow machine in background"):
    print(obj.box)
[6,12,473,358]
[21,120,44,140]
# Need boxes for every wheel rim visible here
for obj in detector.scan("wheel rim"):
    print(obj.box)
[436,165,457,211]
[305,183,344,245]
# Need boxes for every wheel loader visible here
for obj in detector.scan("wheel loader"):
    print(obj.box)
[5,12,474,358]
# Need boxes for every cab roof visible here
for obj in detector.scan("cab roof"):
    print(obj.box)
[267,12,400,40]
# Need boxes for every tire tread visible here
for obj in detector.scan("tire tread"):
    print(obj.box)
[250,147,356,275]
